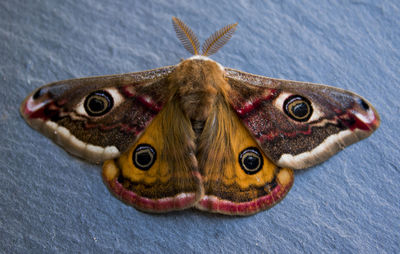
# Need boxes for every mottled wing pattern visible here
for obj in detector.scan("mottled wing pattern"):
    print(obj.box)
[194,94,294,215]
[102,98,203,212]
[225,68,380,169]
[20,66,176,163]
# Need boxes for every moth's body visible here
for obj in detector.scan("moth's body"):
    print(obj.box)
[173,56,226,123]
[20,17,379,215]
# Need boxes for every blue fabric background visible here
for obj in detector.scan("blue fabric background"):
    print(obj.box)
[1,1,399,253]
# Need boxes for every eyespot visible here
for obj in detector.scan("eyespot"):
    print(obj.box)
[32,88,44,100]
[132,144,156,171]
[358,98,370,111]
[84,90,114,117]
[238,147,264,175]
[284,95,313,121]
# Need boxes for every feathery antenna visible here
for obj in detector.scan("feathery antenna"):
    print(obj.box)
[172,17,238,57]
[172,17,200,55]
[201,23,238,56]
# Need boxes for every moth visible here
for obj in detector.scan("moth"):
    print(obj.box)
[20,17,380,215]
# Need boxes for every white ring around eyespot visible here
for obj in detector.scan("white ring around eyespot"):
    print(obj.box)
[273,92,323,122]
[75,87,124,117]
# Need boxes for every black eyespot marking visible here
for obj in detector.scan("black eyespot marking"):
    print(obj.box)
[84,90,114,117]
[33,88,44,100]
[284,95,313,121]
[132,144,156,171]
[359,98,370,111]
[239,147,264,175]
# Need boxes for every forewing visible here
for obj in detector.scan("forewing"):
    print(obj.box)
[20,66,175,163]
[225,68,380,169]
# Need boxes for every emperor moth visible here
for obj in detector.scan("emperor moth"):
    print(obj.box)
[21,17,379,215]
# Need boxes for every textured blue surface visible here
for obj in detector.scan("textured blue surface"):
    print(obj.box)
[1,0,399,253]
